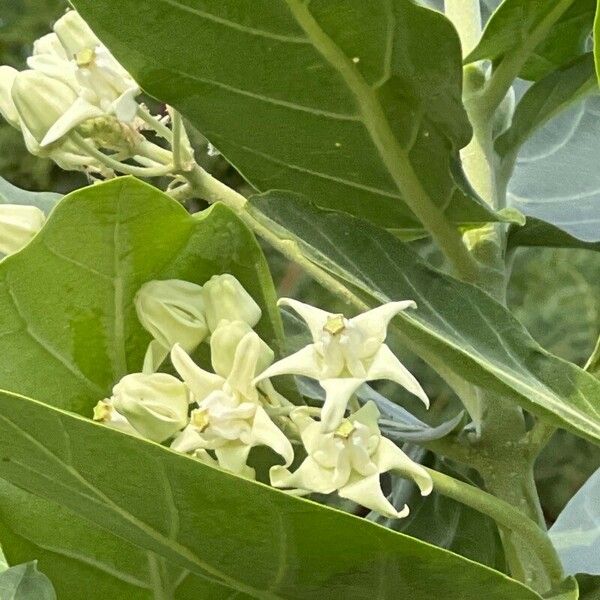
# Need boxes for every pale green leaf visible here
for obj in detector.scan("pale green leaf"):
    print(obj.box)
[0,559,56,600]
[0,176,61,215]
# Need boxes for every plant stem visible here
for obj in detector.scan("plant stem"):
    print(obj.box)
[426,467,564,590]
[137,105,174,143]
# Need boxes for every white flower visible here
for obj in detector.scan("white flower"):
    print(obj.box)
[0,66,21,129]
[92,398,139,437]
[110,372,190,443]
[255,299,429,432]
[202,274,262,333]
[0,205,45,256]
[170,330,292,478]
[135,279,208,372]
[271,402,433,518]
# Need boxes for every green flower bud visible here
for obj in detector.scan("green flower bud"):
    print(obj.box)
[135,279,208,353]
[53,10,100,57]
[112,372,189,442]
[0,205,45,256]
[210,320,273,378]
[202,274,261,332]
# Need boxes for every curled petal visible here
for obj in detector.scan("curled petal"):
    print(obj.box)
[253,345,321,384]
[339,473,409,519]
[142,339,169,374]
[227,331,272,400]
[171,425,206,454]
[41,96,104,146]
[319,377,364,432]
[278,298,331,343]
[113,87,140,122]
[366,344,429,408]
[270,457,335,494]
[350,301,416,356]
[375,437,433,496]
[252,406,294,467]
[170,343,225,402]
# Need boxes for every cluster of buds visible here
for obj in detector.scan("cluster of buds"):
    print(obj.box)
[0,10,192,180]
[94,274,433,518]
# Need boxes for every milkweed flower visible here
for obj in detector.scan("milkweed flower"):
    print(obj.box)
[255,299,429,432]
[271,402,433,518]
[0,205,45,256]
[170,327,292,478]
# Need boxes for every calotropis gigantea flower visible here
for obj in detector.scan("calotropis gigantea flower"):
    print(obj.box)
[202,274,262,333]
[271,402,433,518]
[92,398,140,437]
[135,279,208,372]
[0,205,45,256]
[170,330,291,478]
[255,299,429,432]
[110,372,190,443]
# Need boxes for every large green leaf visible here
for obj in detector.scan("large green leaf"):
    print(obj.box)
[251,191,600,445]
[71,0,504,235]
[0,481,238,599]
[0,176,282,414]
[0,389,542,600]
[507,93,600,243]
[507,218,600,252]
[466,0,595,81]
[496,53,597,159]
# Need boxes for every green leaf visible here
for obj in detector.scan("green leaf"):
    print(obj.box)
[0,176,61,215]
[71,0,503,235]
[578,574,600,599]
[0,481,238,599]
[496,53,597,159]
[0,389,542,600]
[549,467,600,576]
[466,0,595,81]
[0,558,56,600]
[507,93,600,243]
[0,176,282,414]
[507,218,600,252]
[251,191,600,445]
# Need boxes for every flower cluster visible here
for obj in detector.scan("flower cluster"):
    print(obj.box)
[0,10,190,179]
[93,275,432,518]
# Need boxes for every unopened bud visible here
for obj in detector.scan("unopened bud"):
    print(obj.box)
[112,372,189,442]
[0,66,20,129]
[202,274,261,332]
[210,320,273,378]
[135,279,208,353]
[0,205,45,256]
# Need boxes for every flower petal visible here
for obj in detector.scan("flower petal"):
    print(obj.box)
[251,406,294,467]
[170,425,205,453]
[227,331,271,400]
[270,457,335,494]
[170,343,225,402]
[339,473,409,518]
[214,443,254,478]
[41,96,104,146]
[375,437,433,496]
[278,298,331,342]
[350,301,416,351]
[113,86,140,122]
[142,339,169,374]
[366,344,429,408]
[0,66,20,129]
[253,345,321,385]
[320,377,364,432]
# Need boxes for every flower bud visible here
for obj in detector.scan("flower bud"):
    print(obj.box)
[53,11,100,57]
[210,320,273,378]
[0,205,45,256]
[202,274,261,332]
[11,70,78,150]
[32,32,68,59]
[135,279,208,353]
[0,66,20,129]
[112,373,189,442]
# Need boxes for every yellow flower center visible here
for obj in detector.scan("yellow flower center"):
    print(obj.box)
[192,410,210,432]
[334,420,355,439]
[75,47,96,67]
[93,400,111,422]
[323,314,345,336]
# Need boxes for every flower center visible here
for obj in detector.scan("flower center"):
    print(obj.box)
[75,47,96,67]
[191,410,210,432]
[93,400,112,421]
[323,314,345,336]
[334,420,355,439]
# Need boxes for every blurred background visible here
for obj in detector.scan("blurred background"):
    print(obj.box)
[1,0,598,527]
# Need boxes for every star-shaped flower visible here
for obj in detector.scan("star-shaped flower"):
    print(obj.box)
[270,401,432,518]
[255,299,428,432]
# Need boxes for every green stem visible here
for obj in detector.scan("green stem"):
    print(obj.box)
[426,467,563,590]
[136,105,174,143]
